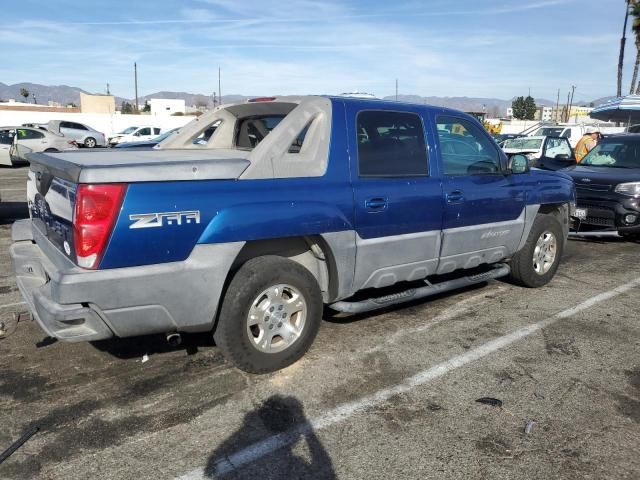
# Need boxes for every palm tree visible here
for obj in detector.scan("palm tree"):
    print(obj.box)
[631,0,640,93]
[618,1,631,97]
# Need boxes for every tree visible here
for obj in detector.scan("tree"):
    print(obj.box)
[523,95,537,120]
[618,1,631,97]
[121,101,134,114]
[142,101,151,113]
[630,0,640,93]
[20,88,29,102]
[511,96,537,120]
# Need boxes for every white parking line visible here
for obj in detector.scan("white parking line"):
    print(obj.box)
[176,276,640,480]
[0,301,26,309]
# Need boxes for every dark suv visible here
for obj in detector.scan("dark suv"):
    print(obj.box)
[563,134,640,238]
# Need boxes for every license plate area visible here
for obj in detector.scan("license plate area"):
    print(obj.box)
[574,208,587,220]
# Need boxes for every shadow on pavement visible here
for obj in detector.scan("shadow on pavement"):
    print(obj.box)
[204,395,336,479]
[0,201,28,224]
[91,331,216,359]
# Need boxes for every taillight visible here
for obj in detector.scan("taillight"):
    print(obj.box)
[247,97,276,102]
[73,184,126,269]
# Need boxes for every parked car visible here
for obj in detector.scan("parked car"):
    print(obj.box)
[11,96,575,373]
[0,128,15,166]
[46,120,106,148]
[563,134,640,239]
[0,126,77,166]
[108,126,161,146]
[492,133,524,147]
[115,124,220,149]
[114,128,181,149]
[502,135,576,170]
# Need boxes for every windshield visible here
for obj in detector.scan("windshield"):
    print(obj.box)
[152,128,179,142]
[581,141,640,168]
[118,126,138,134]
[503,137,543,150]
[534,127,564,136]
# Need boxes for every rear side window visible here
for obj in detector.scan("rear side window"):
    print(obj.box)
[436,115,500,175]
[357,110,428,177]
[236,115,286,150]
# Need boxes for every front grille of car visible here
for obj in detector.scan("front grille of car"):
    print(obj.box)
[575,183,611,193]
[579,203,616,227]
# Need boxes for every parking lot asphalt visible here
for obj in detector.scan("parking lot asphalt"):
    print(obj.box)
[1,165,639,480]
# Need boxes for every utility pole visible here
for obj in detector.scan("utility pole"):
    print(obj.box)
[564,91,571,122]
[568,85,576,123]
[555,88,560,122]
[395,79,398,101]
[218,67,222,106]
[106,83,110,95]
[134,62,139,113]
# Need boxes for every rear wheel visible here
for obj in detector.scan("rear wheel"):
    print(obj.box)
[43,148,58,153]
[84,137,97,148]
[214,256,323,373]
[508,214,564,288]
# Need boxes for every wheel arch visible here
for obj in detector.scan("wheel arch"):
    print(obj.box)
[538,202,570,245]
[229,235,340,303]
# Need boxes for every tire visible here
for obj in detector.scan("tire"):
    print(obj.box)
[84,137,97,148]
[508,214,564,288]
[214,256,323,373]
[43,148,59,153]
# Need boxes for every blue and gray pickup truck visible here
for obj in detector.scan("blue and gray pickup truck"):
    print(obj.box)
[10,96,575,372]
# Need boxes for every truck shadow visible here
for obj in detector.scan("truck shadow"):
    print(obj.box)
[204,395,336,479]
[91,331,216,359]
[0,201,29,224]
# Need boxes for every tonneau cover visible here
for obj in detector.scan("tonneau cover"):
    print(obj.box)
[26,149,251,183]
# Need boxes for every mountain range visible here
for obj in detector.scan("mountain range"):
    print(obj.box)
[0,82,609,115]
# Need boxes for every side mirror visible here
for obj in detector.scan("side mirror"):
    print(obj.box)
[133,132,141,137]
[508,154,530,174]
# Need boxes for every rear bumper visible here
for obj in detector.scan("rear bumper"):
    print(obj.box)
[10,219,244,342]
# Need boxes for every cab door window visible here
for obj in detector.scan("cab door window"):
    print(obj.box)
[356,110,428,177]
[436,115,500,175]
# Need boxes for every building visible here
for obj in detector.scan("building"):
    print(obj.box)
[80,93,116,114]
[0,99,80,113]
[149,98,186,116]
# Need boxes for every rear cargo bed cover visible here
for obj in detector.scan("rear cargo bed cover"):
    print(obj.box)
[27,149,251,183]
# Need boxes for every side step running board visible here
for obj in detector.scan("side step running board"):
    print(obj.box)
[329,263,510,314]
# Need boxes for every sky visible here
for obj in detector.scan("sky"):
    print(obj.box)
[0,0,634,102]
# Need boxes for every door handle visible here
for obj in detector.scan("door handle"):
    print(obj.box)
[365,197,387,210]
[446,190,464,203]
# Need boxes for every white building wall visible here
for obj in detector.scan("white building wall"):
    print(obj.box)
[0,110,193,138]
[149,99,186,116]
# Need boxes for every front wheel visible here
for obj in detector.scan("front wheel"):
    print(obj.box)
[508,214,564,288]
[214,256,323,373]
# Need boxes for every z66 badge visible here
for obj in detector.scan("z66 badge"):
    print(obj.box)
[129,211,201,229]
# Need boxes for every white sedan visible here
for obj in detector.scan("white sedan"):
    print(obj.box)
[0,126,78,167]
[108,126,161,146]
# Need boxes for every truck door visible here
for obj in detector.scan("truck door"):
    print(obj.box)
[346,104,443,291]
[435,114,526,274]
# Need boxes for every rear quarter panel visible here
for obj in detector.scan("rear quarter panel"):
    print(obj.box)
[100,100,354,269]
